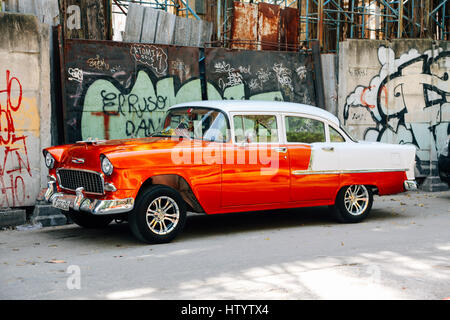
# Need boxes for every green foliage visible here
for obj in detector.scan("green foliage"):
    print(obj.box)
[287,132,324,143]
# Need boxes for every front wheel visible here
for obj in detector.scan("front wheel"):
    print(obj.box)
[331,184,373,223]
[128,185,187,244]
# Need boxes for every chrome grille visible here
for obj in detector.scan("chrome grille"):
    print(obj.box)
[57,169,104,194]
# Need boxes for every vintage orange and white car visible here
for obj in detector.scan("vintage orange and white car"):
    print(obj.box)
[43,100,418,243]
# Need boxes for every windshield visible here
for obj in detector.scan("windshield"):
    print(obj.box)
[152,107,230,142]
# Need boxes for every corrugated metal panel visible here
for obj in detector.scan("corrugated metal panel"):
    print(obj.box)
[257,3,280,51]
[280,7,299,51]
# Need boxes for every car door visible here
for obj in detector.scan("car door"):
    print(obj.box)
[221,112,290,207]
[284,114,340,202]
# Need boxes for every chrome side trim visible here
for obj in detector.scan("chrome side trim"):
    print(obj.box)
[292,168,409,175]
[273,147,287,153]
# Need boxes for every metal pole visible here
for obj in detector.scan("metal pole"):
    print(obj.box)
[362,0,365,38]
[217,0,222,41]
[336,0,341,53]
[318,0,324,48]
[305,0,309,46]
[398,0,404,38]
[350,0,355,38]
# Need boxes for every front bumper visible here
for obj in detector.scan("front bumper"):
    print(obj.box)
[44,180,134,215]
[404,180,418,191]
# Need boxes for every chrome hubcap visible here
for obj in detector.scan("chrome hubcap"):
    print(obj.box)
[146,196,180,235]
[344,185,369,216]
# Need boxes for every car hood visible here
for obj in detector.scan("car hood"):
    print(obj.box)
[46,137,187,170]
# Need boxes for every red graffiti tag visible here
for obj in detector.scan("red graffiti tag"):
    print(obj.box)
[90,111,120,140]
[0,70,31,207]
[360,85,388,109]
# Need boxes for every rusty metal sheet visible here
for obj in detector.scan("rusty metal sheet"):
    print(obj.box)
[168,46,200,83]
[230,2,258,50]
[204,48,316,105]
[280,7,299,51]
[257,3,281,51]
[62,40,201,143]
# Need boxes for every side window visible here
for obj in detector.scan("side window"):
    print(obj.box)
[285,116,325,143]
[233,114,279,143]
[202,112,230,142]
[329,126,345,142]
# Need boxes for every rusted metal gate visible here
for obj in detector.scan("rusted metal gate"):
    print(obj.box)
[230,2,300,51]
[230,2,258,50]
[61,40,201,143]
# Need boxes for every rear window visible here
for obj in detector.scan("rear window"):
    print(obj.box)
[285,116,325,143]
[233,114,279,143]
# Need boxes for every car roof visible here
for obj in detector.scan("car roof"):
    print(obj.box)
[169,100,340,125]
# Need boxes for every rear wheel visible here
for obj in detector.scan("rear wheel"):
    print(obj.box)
[67,210,114,228]
[331,184,373,223]
[128,185,187,244]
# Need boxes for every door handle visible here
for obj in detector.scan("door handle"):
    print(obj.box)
[272,147,287,153]
[322,147,334,152]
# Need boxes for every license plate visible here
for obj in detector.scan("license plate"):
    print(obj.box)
[53,198,71,211]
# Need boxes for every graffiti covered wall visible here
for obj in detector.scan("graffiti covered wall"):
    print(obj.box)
[63,40,203,142]
[0,13,51,207]
[205,48,315,104]
[338,39,450,178]
[63,41,317,143]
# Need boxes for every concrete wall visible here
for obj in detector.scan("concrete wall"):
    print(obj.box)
[338,39,450,179]
[0,12,51,207]
[321,53,338,116]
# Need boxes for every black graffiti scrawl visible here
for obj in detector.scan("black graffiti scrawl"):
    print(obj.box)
[63,41,318,143]
[204,48,316,105]
[343,45,450,176]
[63,40,202,143]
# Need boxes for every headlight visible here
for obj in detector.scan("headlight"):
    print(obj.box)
[45,152,55,169]
[101,155,113,176]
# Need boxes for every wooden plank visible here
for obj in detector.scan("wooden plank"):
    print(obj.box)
[189,18,201,47]
[17,0,34,14]
[200,20,212,47]
[140,6,159,43]
[173,16,192,46]
[154,10,175,45]
[5,0,19,12]
[84,0,107,40]
[123,3,145,42]
[33,0,59,25]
